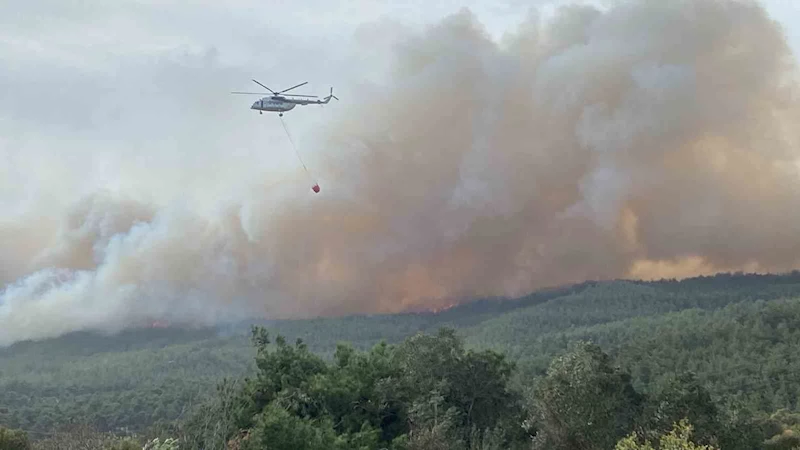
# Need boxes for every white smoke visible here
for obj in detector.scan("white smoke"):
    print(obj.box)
[2,0,800,345]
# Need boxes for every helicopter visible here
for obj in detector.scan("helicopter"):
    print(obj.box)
[231,79,338,116]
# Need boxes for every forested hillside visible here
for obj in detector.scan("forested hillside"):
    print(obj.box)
[3,272,800,448]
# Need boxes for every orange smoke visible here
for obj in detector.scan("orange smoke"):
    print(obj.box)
[2,0,800,345]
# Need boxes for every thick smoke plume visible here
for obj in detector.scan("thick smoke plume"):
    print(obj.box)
[3,0,800,345]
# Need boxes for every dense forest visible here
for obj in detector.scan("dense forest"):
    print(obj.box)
[3,272,800,448]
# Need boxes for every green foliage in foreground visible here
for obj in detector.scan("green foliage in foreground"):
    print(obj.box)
[5,272,800,445]
[4,323,800,449]
[616,419,720,450]
[0,424,141,450]
[179,327,529,450]
[171,327,793,450]
[0,427,30,450]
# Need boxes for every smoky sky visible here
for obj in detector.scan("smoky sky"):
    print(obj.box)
[2,0,800,346]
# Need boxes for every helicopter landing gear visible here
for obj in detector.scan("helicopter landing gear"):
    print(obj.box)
[259,111,262,115]
[279,112,284,117]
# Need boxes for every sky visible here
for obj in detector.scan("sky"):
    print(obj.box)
[1,0,798,206]
[2,0,800,345]
[0,0,524,213]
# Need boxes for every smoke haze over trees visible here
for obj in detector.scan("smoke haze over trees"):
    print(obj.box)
[3,1,800,346]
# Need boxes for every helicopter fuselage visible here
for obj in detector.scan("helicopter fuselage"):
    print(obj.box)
[237,83,336,116]
[251,97,297,113]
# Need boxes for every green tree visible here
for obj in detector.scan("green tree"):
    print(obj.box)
[236,328,328,430]
[238,403,343,450]
[0,427,29,450]
[644,372,722,446]
[177,378,245,450]
[615,419,718,450]
[178,326,531,449]
[530,341,644,450]
[312,341,408,442]
[394,328,528,447]
[762,409,800,450]
[143,437,180,450]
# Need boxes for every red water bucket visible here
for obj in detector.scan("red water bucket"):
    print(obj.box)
[312,183,320,193]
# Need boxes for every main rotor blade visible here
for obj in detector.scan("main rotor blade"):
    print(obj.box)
[251,79,276,94]
[231,91,268,95]
[278,81,308,94]
[282,93,318,98]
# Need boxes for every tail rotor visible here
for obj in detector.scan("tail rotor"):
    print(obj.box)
[326,87,339,102]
